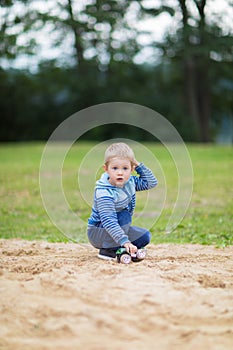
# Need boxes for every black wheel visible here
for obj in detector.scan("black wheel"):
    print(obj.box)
[136,249,147,260]
[120,253,131,264]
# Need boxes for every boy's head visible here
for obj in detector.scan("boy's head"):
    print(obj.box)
[104,143,135,187]
[104,142,135,166]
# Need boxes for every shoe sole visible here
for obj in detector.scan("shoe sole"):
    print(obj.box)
[97,254,116,261]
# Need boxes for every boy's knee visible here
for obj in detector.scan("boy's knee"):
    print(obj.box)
[132,229,151,248]
[144,230,151,245]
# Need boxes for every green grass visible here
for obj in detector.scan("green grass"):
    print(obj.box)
[0,142,232,246]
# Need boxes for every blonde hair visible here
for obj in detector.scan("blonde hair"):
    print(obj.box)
[104,142,135,165]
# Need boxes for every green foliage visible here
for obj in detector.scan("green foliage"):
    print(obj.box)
[0,60,203,142]
[138,0,233,142]
[0,0,232,142]
[0,0,37,59]
[0,143,232,246]
[139,4,175,17]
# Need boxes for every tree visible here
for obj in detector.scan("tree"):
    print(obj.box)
[34,0,139,69]
[139,0,233,142]
[178,0,211,141]
[0,0,232,142]
[0,0,39,66]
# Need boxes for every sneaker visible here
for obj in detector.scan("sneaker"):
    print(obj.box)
[98,248,117,261]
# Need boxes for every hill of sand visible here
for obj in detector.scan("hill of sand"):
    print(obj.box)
[0,239,233,350]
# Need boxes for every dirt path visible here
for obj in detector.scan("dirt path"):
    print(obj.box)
[0,239,232,350]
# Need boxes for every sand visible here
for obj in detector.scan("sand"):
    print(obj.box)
[0,239,232,350]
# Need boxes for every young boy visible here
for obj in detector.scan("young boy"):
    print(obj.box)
[87,142,158,261]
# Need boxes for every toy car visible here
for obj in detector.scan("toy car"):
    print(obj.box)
[116,247,147,264]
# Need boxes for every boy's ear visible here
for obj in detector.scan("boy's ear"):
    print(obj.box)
[103,164,107,171]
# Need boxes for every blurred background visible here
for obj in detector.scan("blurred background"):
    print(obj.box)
[0,0,232,143]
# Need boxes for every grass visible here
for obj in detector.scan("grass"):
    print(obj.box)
[0,142,232,246]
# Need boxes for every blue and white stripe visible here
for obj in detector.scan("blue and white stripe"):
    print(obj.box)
[87,163,157,246]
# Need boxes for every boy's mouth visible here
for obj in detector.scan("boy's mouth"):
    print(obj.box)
[116,177,123,181]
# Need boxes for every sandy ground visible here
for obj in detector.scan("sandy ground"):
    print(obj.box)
[0,239,233,350]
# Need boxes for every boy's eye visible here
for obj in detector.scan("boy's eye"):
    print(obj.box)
[123,167,128,170]
[113,167,118,170]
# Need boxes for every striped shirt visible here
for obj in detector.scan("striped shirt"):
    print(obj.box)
[88,163,158,246]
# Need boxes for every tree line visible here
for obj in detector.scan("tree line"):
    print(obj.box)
[0,0,232,142]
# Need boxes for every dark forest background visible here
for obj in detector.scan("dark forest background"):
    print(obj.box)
[0,0,232,142]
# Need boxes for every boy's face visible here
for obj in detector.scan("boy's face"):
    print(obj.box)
[104,158,133,188]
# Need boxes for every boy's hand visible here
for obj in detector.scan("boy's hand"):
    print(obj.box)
[133,159,140,167]
[123,242,137,254]
[132,159,140,171]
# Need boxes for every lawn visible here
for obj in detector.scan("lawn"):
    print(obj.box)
[0,142,232,246]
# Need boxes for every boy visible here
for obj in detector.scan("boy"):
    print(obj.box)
[87,142,158,261]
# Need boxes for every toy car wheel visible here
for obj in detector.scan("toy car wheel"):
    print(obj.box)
[120,253,131,264]
[136,249,147,260]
